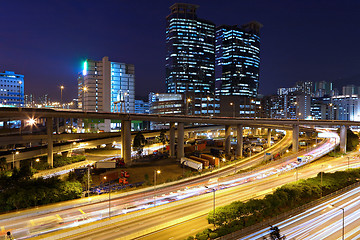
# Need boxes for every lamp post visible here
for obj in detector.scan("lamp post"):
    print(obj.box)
[186,98,191,115]
[230,102,235,117]
[207,96,210,115]
[103,176,111,218]
[329,204,345,240]
[320,164,324,197]
[12,151,19,169]
[60,85,64,105]
[31,158,40,169]
[205,186,216,227]
[154,170,161,206]
[83,86,88,111]
[87,165,91,197]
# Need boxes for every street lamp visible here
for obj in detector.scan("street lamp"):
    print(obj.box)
[230,102,235,117]
[83,86,88,111]
[205,186,216,227]
[329,204,345,240]
[60,85,64,105]
[12,151,19,169]
[32,158,40,168]
[186,98,191,115]
[103,176,111,218]
[207,96,210,115]
[154,170,161,206]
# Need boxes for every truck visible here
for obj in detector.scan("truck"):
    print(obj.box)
[95,160,116,169]
[180,157,203,172]
[297,156,308,163]
[200,154,220,167]
[189,156,209,168]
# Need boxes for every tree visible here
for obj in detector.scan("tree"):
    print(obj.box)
[347,129,359,151]
[133,131,146,156]
[159,129,167,145]
[0,157,6,171]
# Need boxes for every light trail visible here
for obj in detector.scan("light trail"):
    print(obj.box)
[0,130,340,239]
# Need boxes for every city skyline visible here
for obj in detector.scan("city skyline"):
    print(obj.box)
[1,0,360,101]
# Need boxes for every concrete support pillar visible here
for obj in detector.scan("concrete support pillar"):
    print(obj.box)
[292,124,299,152]
[19,120,24,134]
[225,125,231,156]
[56,118,60,134]
[340,125,347,153]
[169,122,176,158]
[70,118,74,133]
[121,120,132,164]
[121,122,125,158]
[236,124,243,158]
[177,122,184,160]
[267,128,272,148]
[14,160,20,169]
[46,117,54,167]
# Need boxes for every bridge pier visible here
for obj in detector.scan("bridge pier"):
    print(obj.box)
[292,124,299,152]
[56,118,60,134]
[46,117,54,168]
[267,128,272,148]
[169,122,176,158]
[14,160,20,169]
[340,125,347,153]
[225,125,231,156]
[236,124,243,158]
[177,122,184,160]
[121,120,132,164]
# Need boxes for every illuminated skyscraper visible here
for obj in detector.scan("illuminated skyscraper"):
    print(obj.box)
[215,23,261,97]
[0,71,24,107]
[166,3,215,95]
[78,56,135,113]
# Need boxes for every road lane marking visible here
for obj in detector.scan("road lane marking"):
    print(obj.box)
[56,214,62,220]
[79,209,86,215]
[30,220,35,226]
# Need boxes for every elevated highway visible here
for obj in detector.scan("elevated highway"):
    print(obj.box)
[0,107,351,167]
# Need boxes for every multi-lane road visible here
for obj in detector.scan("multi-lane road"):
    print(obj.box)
[0,131,348,240]
[243,161,360,240]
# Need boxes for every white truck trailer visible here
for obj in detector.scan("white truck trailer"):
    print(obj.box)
[181,157,203,172]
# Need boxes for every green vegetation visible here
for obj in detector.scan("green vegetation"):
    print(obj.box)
[0,166,82,212]
[133,131,146,156]
[187,168,360,239]
[347,129,359,151]
[27,155,86,170]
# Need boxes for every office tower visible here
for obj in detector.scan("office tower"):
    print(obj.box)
[342,84,360,96]
[314,81,333,97]
[332,95,360,121]
[78,56,135,113]
[165,3,215,95]
[295,81,313,96]
[135,99,149,114]
[215,23,261,97]
[0,71,24,107]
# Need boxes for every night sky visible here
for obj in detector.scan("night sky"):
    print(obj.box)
[1,0,359,102]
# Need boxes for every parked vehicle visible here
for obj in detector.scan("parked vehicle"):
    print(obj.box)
[95,160,116,169]
[180,157,203,171]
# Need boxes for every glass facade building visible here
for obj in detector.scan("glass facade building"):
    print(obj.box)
[215,23,261,97]
[78,56,135,113]
[166,3,215,95]
[0,71,24,107]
